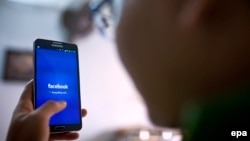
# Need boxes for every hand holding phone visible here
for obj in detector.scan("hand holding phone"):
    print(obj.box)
[33,39,82,133]
[6,80,87,141]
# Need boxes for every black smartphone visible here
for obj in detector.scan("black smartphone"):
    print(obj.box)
[33,38,82,133]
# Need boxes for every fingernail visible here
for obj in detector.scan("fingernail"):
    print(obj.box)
[59,101,67,106]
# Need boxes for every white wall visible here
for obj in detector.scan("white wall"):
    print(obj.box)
[0,1,151,141]
[0,1,65,77]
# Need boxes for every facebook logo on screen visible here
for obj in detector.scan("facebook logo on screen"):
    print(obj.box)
[35,48,81,125]
[48,83,69,89]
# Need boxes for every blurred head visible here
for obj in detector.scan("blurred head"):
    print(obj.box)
[116,0,250,127]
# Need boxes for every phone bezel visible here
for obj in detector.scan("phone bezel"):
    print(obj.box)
[33,38,82,133]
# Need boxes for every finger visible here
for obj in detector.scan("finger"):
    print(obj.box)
[36,101,67,119]
[19,79,33,101]
[15,80,34,113]
[50,132,79,140]
[81,109,87,118]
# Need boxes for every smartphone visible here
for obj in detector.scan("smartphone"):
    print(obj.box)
[33,38,82,133]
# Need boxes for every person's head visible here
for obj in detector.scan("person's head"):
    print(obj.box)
[116,0,250,127]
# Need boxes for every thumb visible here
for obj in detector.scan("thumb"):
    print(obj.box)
[36,101,67,119]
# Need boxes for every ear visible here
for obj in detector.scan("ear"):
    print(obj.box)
[178,0,216,29]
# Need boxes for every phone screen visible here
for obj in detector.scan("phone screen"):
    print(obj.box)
[34,39,81,132]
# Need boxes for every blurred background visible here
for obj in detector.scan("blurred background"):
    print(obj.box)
[0,0,181,140]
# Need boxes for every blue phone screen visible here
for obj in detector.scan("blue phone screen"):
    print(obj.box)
[35,47,81,125]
